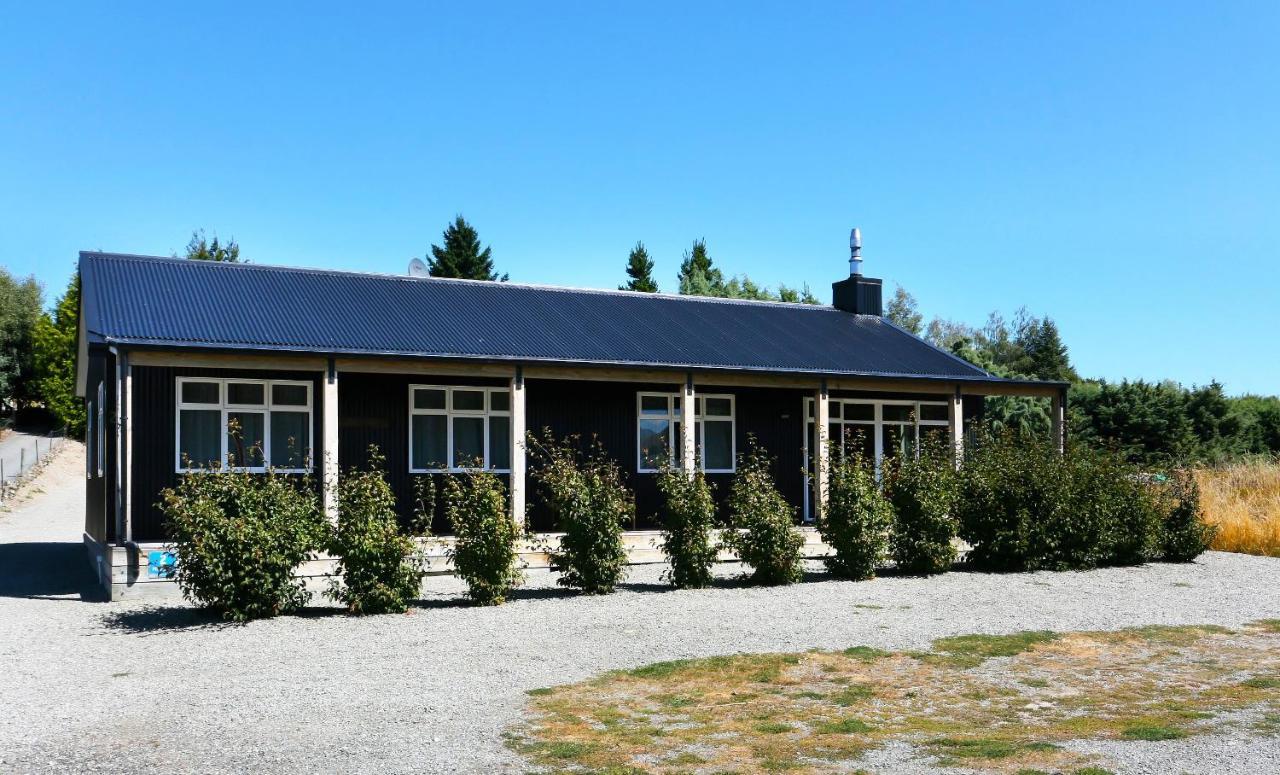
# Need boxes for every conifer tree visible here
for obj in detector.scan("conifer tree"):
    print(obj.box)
[676,239,724,296]
[620,242,658,292]
[183,230,240,262]
[428,215,504,280]
[31,272,82,432]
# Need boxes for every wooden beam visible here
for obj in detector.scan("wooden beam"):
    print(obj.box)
[322,358,340,521]
[681,373,697,474]
[509,366,527,527]
[1051,387,1066,454]
[336,357,513,378]
[814,380,830,518]
[948,387,964,468]
[129,350,328,371]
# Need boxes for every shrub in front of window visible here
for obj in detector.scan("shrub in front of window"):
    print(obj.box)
[655,466,719,589]
[327,449,423,615]
[160,458,327,622]
[1159,470,1215,562]
[723,441,804,585]
[819,445,892,580]
[443,469,523,605]
[530,431,631,594]
[885,438,957,576]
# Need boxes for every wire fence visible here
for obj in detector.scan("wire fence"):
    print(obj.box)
[0,427,67,500]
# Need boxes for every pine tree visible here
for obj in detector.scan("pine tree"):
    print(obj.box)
[620,242,658,292]
[428,215,504,280]
[886,285,924,335]
[676,239,724,296]
[183,230,240,262]
[32,272,83,433]
[0,269,42,411]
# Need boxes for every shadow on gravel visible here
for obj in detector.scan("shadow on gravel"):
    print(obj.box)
[0,542,98,600]
[99,606,241,635]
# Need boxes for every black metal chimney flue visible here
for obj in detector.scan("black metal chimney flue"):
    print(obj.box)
[832,227,882,316]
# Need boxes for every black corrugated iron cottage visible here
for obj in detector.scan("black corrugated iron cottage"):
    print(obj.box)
[76,243,1065,598]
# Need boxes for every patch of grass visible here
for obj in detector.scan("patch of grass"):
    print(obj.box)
[928,631,1059,668]
[1242,676,1280,689]
[525,687,553,696]
[928,737,1061,761]
[754,721,793,734]
[1020,677,1050,688]
[1074,768,1116,775]
[830,683,876,705]
[1251,619,1280,633]
[815,717,874,734]
[852,603,883,610]
[655,693,695,708]
[542,740,594,759]
[1120,724,1186,741]
[1253,713,1280,734]
[841,645,890,662]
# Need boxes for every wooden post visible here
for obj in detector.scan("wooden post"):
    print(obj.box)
[509,365,526,527]
[948,386,964,468]
[814,380,830,517]
[681,373,697,475]
[1051,387,1066,454]
[322,358,340,521]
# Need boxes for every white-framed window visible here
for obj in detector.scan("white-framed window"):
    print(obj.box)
[96,382,105,478]
[802,398,951,519]
[636,392,736,473]
[175,377,314,473]
[408,385,511,472]
[86,396,95,479]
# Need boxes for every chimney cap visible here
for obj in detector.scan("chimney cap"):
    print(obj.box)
[849,227,861,250]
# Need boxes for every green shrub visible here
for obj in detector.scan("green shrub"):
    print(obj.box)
[530,432,631,594]
[327,450,422,614]
[1080,452,1162,566]
[160,464,326,621]
[1159,470,1215,562]
[819,447,892,580]
[886,441,957,575]
[723,441,804,585]
[443,469,523,604]
[655,467,720,589]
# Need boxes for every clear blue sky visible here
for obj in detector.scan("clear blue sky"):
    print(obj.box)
[2,2,1276,394]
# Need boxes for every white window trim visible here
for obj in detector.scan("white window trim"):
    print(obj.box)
[174,377,314,474]
[407,385,512,473]
[636,391,736,474]
[803,398,950,518]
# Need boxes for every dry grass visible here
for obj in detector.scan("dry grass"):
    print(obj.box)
[509,622,1280,774]
[1196,459,1280,557]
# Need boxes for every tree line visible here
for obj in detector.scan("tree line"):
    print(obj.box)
[885,286,1280,465]
[4,220,1275,468]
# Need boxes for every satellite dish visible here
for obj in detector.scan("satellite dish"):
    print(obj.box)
[407,257,429,277]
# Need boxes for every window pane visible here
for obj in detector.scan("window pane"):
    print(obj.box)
[227,411,265,467]
[844,403,874,421]
[638,418,670,468]
[806,400,813,419]
[227,382,265,406]
[882,404,913,422]
[181,381,219,404]
[179,409,221,468]
[920,424,951,452]
[488,416,511,469]
[489,390,510,412]
[704,397,732,417]
[272,383,309,406]
[704,419,733,470]
[270,411,310,468]
[413,388,446,410]
[828,402,842,420]
[453,390,485,412]
[840,425,874,463]
[640,395,669,415]
[411,414,447,469]
[883,424,913,460]
[453,416,485,467]
[919,404,949,422]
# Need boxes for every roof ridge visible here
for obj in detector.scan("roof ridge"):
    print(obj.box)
[78,251,841,312]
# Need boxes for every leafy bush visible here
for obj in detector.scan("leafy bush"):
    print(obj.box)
[819,447,892,580]
[443,469,523,604]
[655,467,719,589]
[328,450,422,614]
[530,431,631,594]
[160,464,326,621]
[1158,470,1214,562]
[723,441,804,585]
[885,441,957,575]
[1076,452,1162,567]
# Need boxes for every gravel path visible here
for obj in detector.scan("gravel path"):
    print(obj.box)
[2,443,1278,774]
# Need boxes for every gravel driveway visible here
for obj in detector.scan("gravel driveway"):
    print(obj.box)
[2,444,1278,774]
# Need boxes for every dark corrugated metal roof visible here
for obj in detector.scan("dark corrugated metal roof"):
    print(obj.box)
[80,251,996,380]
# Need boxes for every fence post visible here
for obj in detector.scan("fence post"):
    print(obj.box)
[20,448,25,473]
[34,441,40,465]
